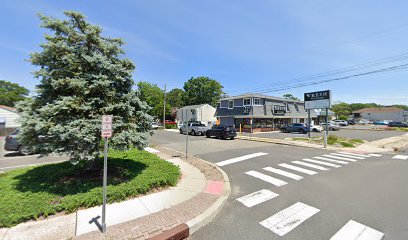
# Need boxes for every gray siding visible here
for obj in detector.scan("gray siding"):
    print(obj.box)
[234,99,243,107]
[220,117,235,126]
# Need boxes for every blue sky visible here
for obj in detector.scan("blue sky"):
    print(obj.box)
[1,0,407,105]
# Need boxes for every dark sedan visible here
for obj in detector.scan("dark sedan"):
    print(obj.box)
[4,129,31,155]
[388,122,408,128]
[206,125,237,140]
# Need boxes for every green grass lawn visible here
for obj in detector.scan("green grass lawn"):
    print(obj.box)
[291,135,364,148]
[0,149,180,228]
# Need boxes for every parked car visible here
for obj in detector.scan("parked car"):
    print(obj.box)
[334,120,348,126]
[388,122,408,128]
[205,125,237,140]
[310,124,324,132]
[164,120,177,125]
[179,122,209,136]
[4,129,31,155]
[319,122,340,131]
[358,119,370,125]
[373,120,391,125]
[280,123,310,134]
[347,120,356,125]
[150,122,160,130]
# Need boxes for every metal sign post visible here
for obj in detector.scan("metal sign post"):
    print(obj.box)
[304,90,331,148]
[307,109,311,138]
[101,115,112,233]
[185,109,189,158]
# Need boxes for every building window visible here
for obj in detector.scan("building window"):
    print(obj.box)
[243,98,251,106]
[294,104,299,112]
[254,98,261,105]
[228,100,234,109]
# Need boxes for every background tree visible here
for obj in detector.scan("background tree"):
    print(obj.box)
[17,11,152,165]
[331,102,352,120]
[166,88,185,107]
[283,93,300,101]
[137,81,171,120]
[0,80,29,107]
[183,76,223,107]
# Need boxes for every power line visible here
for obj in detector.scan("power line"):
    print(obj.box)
[225,52,408,94]
[248,62,408,94]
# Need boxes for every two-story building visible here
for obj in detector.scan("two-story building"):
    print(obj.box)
[215,94,316,132]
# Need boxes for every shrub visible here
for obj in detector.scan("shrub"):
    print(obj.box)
[340,141,354,147]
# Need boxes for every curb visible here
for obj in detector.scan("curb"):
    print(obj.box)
[150,146,231,240]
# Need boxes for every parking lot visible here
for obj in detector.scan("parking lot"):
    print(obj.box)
[241,128,406,142]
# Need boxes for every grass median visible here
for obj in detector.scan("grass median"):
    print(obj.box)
[0,149,180,228]
[291,135,364,148]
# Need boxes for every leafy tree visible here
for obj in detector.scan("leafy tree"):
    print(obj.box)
[17,11,153,165]
[137,81,171,120]
[283,93,300,101]
[183,76,223,107]
[349,103,378,112]
[0,80,29,107]
[331,102,352,119]
[166,88,185,107]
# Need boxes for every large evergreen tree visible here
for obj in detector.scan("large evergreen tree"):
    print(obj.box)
[17,11,152,164]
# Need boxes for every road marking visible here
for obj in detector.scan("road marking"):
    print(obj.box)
[245,170,287,187]
[263,167,303,180]
[330,220,384,240]
[278,163,318,175]
[259,202,320,236]
[368,153,382,157]
[236,189,279,207]
[302,159,342,168]
[0,160,67,170]
[292,161,329,171]
[314,156,349,164]
[144,147,160,153]
[330,153,365,159]
[392,155,408,160]
[323,154,357,162]
[338,152,371,158]
[216,152,268,166]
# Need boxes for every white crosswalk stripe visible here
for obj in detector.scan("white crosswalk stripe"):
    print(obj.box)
[330,220,384,240]
[323,154,357,162]
[245,170,288,187]
[216,152,268,166]
[263,167,303,180]
[393,155,408,160]
[278,163,318,175]
[314,156,349,164]
[236,189,279,207]
[331,153,365,159]
[368,153,382,157]
[260,202,320,236]
[302,159,342,168]
[338,152,371,158]
[292,161,329,171]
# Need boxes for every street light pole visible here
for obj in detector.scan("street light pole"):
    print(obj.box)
[163,83,166,129]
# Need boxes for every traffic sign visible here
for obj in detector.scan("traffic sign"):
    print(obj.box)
[101,115,113,138]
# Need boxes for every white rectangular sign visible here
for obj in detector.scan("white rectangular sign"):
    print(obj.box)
[101,115,113,138]
[304,90,331,110]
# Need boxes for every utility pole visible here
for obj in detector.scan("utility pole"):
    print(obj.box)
[163,84,166,129]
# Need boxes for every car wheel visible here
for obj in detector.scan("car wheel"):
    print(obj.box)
[299,129,305,134]
[281,128,287,133]
[201,132,205,136]
[18,145,30,156]
[221,135,226,140]
[179,129,183,134]
[230,137,235,140]
[191,130,196,136]
[312,128,318,132]
[329,127,334,131]
[206,133,210,138]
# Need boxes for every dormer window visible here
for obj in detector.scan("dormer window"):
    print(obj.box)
[285,102,290,112]
[228,100,234,109]
[254,98,261,105]
[243,98,251,106]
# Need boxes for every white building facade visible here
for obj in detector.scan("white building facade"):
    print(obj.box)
[176,104,217,126]
[352,107,406,122]
[0,105,21,136]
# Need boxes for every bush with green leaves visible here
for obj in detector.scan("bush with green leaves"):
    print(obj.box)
[17,11,153,164]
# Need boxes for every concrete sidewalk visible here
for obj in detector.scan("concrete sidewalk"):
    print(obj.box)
[0,146,230,240]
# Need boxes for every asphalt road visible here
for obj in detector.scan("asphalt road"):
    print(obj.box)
[242,129,405,142]
[150,130,408,240]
